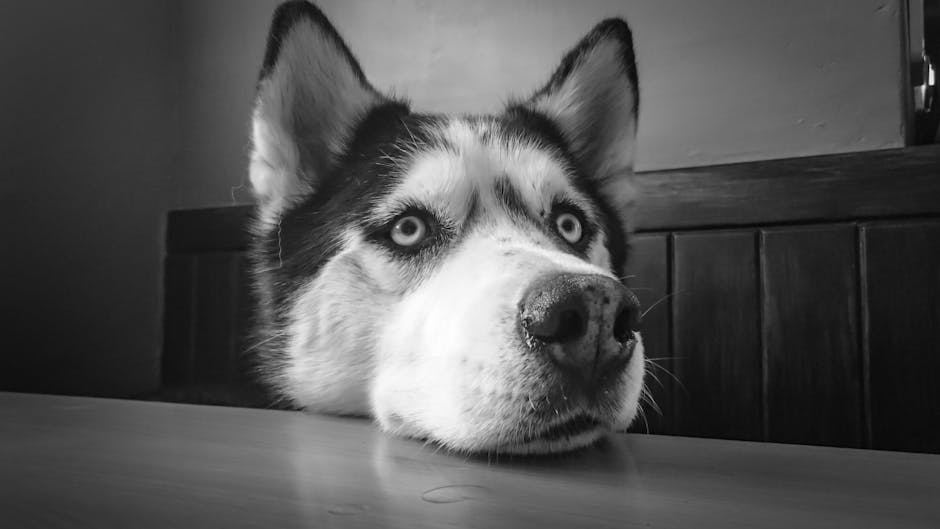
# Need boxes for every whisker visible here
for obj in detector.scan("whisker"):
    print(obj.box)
[275,217,284,269]
[641,387,662,416]
[643,365,665,389]
[242,332,285,353]
[640,290,690,320]
[647,400,663,419]
[637,404,651,434]
[401,119,419,148]
[230,181,246,204]
[645,360,686,392]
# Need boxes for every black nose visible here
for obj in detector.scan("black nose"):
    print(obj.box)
[519,273,640,386]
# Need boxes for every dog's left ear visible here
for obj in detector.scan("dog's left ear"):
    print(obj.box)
[249,1,384,214]
[513,19,639,214]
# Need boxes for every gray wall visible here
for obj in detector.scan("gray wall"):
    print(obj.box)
[0,1,177,396]
[173,0,907,209]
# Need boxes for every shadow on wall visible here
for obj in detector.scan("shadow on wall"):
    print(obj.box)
[0,1,176,397]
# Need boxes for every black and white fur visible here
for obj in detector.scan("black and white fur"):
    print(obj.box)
[248,1,644,455]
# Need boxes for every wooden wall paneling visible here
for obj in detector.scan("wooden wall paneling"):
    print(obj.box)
[671,230,763,441]
[633,145,940,231]
[162,255,197,387]
[193,252,242,385]
[761,226,863,447]
[864,221,940,453]
[623,234,672,435]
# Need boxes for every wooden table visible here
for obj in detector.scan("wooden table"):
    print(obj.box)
[1,392,937,528]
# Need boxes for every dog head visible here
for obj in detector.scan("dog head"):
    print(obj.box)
[248,1,644,455]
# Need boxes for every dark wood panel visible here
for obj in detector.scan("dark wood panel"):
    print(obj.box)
[864,222,940,453]
[233,254,255,385]
[164,146,940,254]
[167,206,253,254]
[634,145,940,231]
[623,234,671,435]
[193,253,242,385]
[161,255,196,387]
[672,231,763,441]
[761,226,863,447]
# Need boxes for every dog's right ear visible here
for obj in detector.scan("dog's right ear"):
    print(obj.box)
[511,19,639,221]
[250,1,383,211]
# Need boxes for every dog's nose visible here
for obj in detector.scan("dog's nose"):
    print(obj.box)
[519,273,640,385]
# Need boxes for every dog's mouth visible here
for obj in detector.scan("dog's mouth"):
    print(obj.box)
[520,413,607,444]
[487,413,609,455]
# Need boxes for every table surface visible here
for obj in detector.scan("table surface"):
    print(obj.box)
[2,392,938,529]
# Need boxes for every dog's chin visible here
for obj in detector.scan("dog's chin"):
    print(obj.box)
[379,410,615,456]
[495,416,611,456]
[410,414,615,456]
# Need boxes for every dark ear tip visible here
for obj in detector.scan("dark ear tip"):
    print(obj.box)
[593,18,633,40]
[533,16,638,106]
[260,1,336,79]
[585,17,638,106]
[588,18,635,52]
[270,1,329,35]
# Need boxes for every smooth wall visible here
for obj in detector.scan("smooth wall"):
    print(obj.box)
[0,1,177,396]
[173,0,906,209]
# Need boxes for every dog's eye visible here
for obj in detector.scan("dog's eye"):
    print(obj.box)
[390,215,428,247]
[555,212,583,244]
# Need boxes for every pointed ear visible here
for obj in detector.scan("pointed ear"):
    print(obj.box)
[515,19,639,214]
[250,1,384,210]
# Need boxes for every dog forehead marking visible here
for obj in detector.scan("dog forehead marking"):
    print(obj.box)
[371,117,591,225]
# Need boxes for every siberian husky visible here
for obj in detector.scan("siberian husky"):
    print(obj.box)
[248,0,645,455]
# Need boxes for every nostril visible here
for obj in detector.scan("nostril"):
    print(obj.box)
[552,308,586,343]
[527,304,588,344]
[613,305,638,343]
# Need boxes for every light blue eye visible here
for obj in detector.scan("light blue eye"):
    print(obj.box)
[391,215,428,246]
[555,212,583,243]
